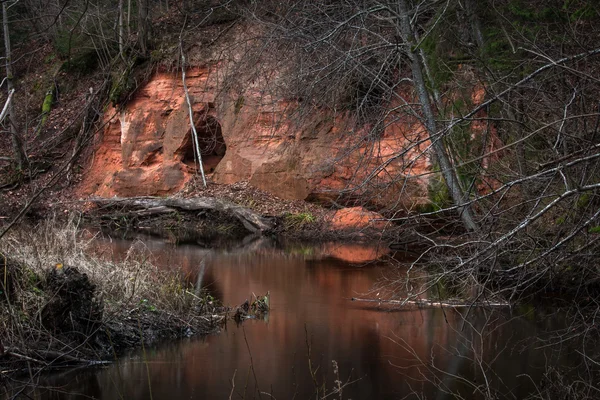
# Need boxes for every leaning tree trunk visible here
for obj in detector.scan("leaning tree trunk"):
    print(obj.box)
[180,40,207,188]
[2,2,27,170]
[398,0,479,232]
[66,88,97,182]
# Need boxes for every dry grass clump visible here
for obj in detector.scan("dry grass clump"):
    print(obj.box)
[2,217,194,313]
[0,216,223,367]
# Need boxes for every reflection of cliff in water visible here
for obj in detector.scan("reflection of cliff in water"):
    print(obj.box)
[18,238,578,399]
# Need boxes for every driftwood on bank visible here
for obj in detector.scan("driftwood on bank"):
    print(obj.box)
[89,196,273,234]
[350,297,509,308]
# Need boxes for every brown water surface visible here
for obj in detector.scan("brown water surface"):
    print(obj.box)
[2,237,576,399]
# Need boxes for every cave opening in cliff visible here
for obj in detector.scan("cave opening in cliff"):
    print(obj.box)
[181,116,226,173]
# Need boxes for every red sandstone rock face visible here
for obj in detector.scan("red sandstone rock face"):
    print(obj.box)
[80,69,221,197]
[328,207,388,232]
[79,68,431,209]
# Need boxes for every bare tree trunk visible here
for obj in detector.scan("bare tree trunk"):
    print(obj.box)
[127,0,131,37]
[398,0,479,232]
[118,0,124,57]
[180,43,207,188]
[2,2,27,170]
[465,0,485,49]
[137,0,149,56]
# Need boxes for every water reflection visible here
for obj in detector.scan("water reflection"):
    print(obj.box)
[1,238,574,399]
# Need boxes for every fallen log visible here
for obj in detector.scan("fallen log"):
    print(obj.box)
[89,196,273,234]
[3,350,47,366]
[3,347,111,368]
[350,297,509,308]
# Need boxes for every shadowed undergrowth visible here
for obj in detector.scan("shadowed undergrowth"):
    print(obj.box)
[0,216,225,377]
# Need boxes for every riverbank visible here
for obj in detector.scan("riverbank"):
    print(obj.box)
[0,172,405,381]
[70,179,405,245]
[3,229,596,400]
[0,219,233,379]
[1,174,409,245]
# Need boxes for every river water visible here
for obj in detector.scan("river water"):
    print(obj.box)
[3,236,579,399]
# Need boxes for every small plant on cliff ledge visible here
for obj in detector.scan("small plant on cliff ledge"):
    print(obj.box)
[284,211,316,229]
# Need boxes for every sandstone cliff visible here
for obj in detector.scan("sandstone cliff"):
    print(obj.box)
[79,66,432,212]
